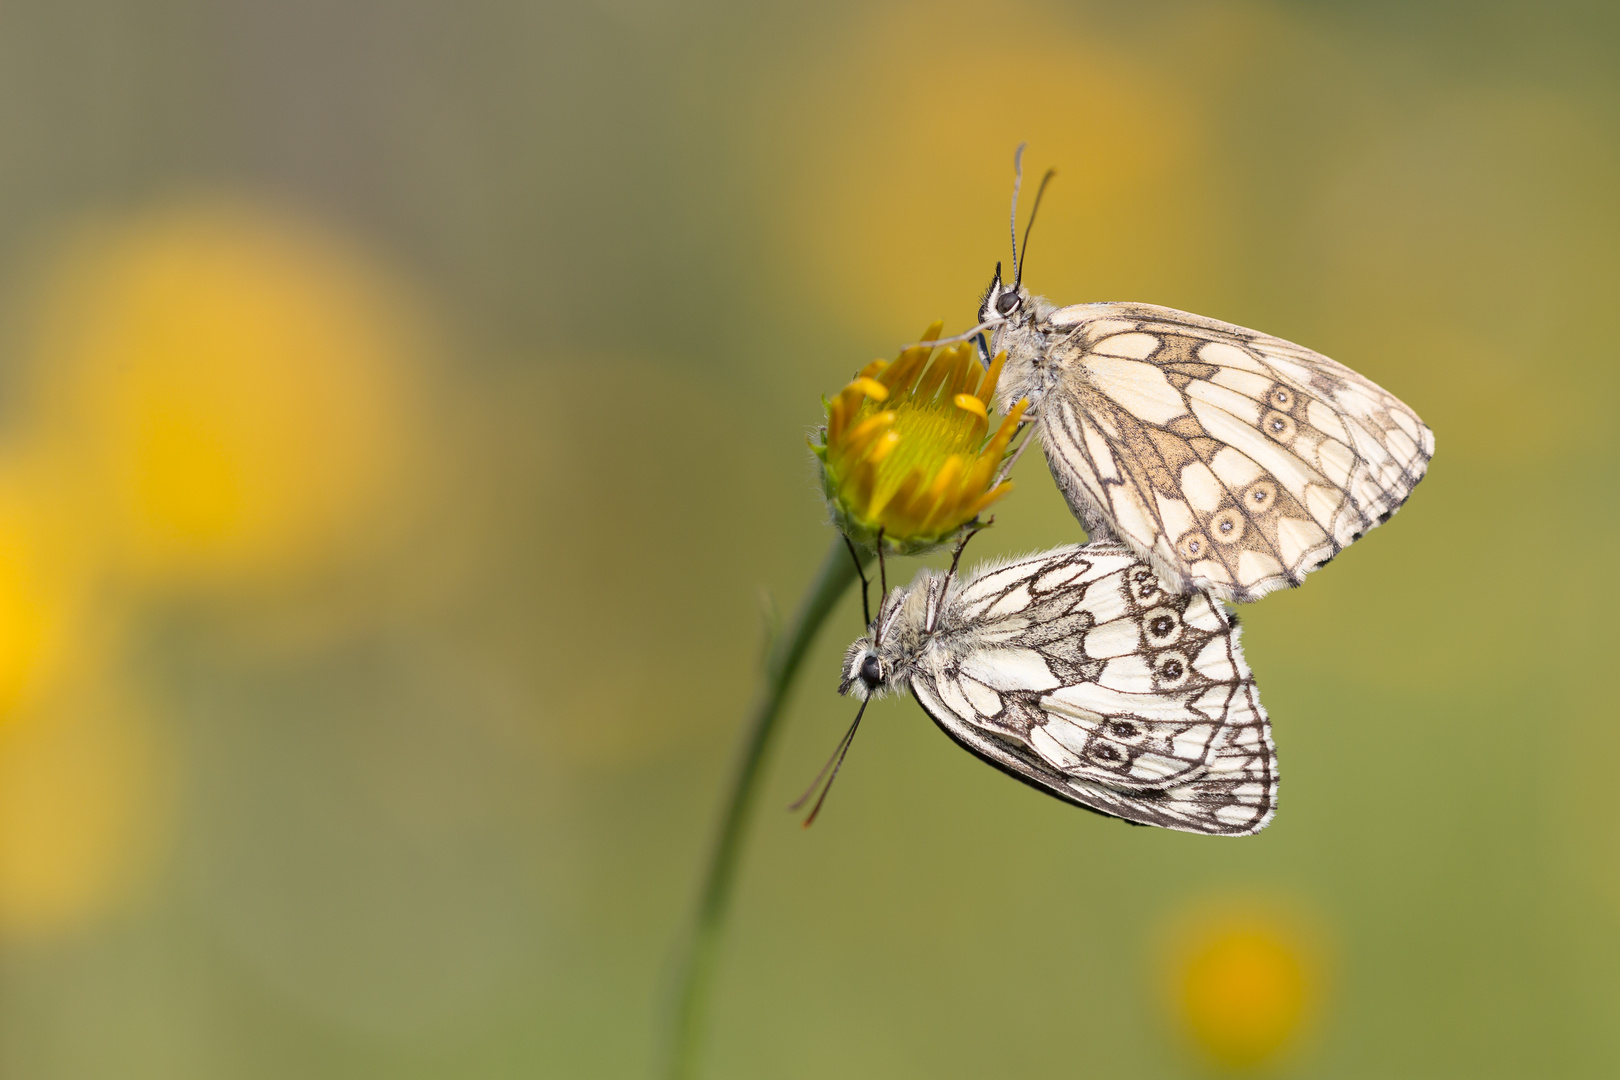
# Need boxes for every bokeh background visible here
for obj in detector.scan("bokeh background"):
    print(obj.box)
[0,1,1615,1077]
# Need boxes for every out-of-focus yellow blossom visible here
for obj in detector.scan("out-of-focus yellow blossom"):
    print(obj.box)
[0,459,101,725]
[813,323,1026,555]
[25,201,422,588]
[1167,910,1322,1070]
[0,198,431,941]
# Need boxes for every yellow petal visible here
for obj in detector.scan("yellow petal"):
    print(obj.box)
[914,352,951,401]
[866,429,902,465]
[846,376,889,402]
[844,410,897,452]
[977,350,1008,405]
[967,480,1014,518]
[953,393,988,423]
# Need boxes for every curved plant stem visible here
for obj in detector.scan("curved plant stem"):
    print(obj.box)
[662,536,867,1080]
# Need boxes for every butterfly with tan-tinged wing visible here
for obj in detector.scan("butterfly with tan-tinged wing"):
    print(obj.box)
[798,541,1276,836]
[961,148,1434,603]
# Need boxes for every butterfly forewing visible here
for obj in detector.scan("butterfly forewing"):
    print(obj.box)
[908,543,1277,836]
[1014,302,1432,603]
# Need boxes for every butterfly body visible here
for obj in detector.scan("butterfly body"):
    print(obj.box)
[841,543,1276,836]
[977,271,1434,602]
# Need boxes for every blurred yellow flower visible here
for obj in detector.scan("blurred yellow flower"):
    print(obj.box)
[1163,903,1325,1071]
[25,200,424,588]
[0,460,99,724]
[812,323,1026,554]
[0,198,435,941]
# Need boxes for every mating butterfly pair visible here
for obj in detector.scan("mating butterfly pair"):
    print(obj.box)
[810,148,1432,837]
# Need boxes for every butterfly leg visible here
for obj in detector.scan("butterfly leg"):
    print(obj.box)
[945,517,990,587]
[991,422,1035,488]
[927,518,992,633]
[843,533,871,627]
[974,331,992,369]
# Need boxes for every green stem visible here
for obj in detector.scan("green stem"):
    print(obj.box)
[661,536,867,1080]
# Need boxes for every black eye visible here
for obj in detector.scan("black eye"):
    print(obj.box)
[859,655,883,686]
[994,290,1020,315]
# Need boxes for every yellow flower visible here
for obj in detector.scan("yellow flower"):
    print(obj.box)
[27,200,422,588]
[812,322,1027,554]
[1166,909,1323,1070]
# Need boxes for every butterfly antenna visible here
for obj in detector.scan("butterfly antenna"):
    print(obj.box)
[789,700,869,827]
[1007,143,1027,280]
[875,527,889,607]
[843,534,871,626]
[1014,168,1057,290]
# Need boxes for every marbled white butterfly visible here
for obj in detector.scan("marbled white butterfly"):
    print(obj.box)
[815,543,1276,836]
[968,148,1433,603]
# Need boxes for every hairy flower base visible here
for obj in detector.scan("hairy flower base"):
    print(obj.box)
[813,323,1027,555]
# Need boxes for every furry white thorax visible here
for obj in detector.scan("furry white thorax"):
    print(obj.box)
[839,541,1105,703]
[975,280,1066,421]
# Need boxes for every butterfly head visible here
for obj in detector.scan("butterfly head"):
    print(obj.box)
[839,643,888,702]
[839,585,922,701]
[978,261,1030,327]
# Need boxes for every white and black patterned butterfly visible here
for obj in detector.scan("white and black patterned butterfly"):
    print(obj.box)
[797,542,1276,836]
[958,148,1433,603]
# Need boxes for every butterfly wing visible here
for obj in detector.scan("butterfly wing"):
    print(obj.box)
[910,543,1277,836]
[1032,302,1433,602]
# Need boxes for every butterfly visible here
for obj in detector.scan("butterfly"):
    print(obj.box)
[962,148,1434,603]
[802,542,1277,836]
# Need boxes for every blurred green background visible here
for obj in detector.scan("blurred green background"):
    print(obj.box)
[0,1,1615,1077]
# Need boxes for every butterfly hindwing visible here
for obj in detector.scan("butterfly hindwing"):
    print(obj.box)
[1026,302,1432,602]
[907,543,1277,836]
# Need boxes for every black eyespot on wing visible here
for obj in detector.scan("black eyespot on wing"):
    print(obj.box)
[1129,568,1162,602]
[1263,410,1296,442]
[1210,508,1246,544]
[1153,651,1191,688]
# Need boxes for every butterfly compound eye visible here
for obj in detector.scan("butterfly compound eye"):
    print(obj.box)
[994,290,1020,316]
[859,654,883,687]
